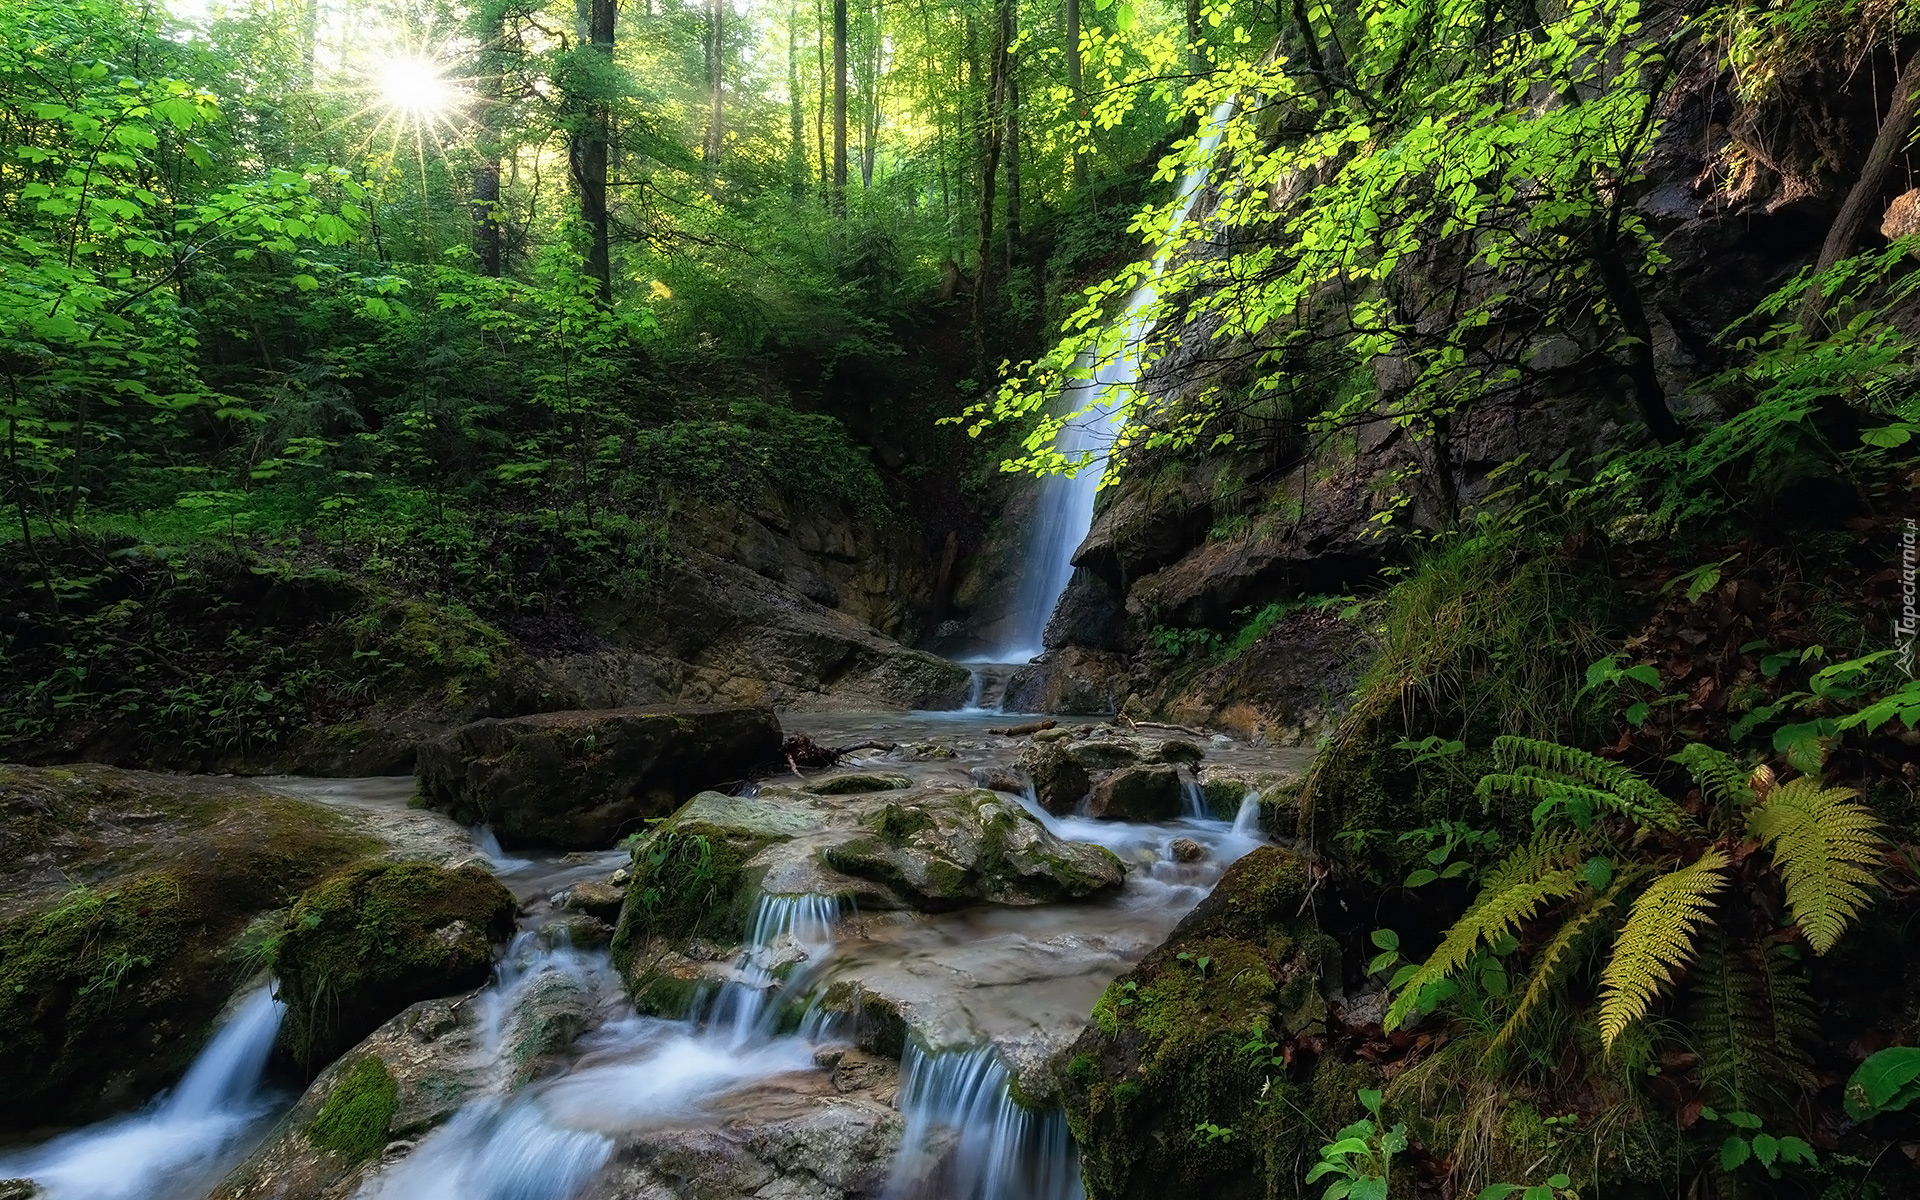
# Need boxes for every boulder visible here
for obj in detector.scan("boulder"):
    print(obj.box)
[560,881,626,923]
[415,705,783,849]
[823,791,1125,910]
[272,861,517,1071]
[0,764,382,1129]
[967,764,1029,795]
[1065,739,1143,769]
[1085,765,1185,821]
[1003,647,1130,715]
[1060,847,1344,1200]
[1013,742,1090,815]
[802,772,914,795]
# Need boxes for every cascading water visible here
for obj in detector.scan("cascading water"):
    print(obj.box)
[1231,789,1264,838]
[885,1045,1083,1200]
[985,99,1239,663]
[700,892,842,1046]
[0,986,288,1200]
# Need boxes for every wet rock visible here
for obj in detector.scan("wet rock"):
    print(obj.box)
[0,1179,40,1200]
[609,866,632,887]
[1013,742,1090,815]
[0,764,381,1130]
[272,862,517,1071]
[1065,739,1143,769]
[540,915,613,951]
[966,764,1029,795]
[1061,847,1342,1200]
[824,790,1124,910]
[1147,738,1206,764]
[415,705,784,849]
[1169,838,1208,863]
[1002,646,1129,715]
[801,772,914,795]
[212,993,495,1199]
[1085,765,1184,821]
[562,881,627,923]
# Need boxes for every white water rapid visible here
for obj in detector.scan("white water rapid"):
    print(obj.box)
[985,99,1238,663]
[0,986,288,1200]
[885,1044,1083,1200]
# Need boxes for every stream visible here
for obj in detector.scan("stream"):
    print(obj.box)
[0,711,1309,1200]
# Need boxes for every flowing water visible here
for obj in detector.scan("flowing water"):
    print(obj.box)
[986,99,1238,662]
[0,987,288,1200]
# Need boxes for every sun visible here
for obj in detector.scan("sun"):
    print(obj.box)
[374,56,459,121]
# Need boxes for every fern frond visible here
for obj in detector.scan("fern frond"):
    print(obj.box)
[1749,776,1884,953]
[1488,871,1637,1058]
[1481,736,1687,830]
[1597,848,1729,1049]
[1688,931,1818,1115]
[1671,743,1753,810]
[1386,829,1588,1030]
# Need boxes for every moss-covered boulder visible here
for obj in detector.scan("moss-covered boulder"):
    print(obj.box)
[1060,846,1345,1200]
[415,704,784,849]
[272,861,516,1071]
[1085,764,1185,821]
[823,790,1125,910]
[802,772,914,795]
[0,764,379,1129]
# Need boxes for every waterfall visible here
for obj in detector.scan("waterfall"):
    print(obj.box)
[0,985,288,1200]
[1179,772,1211,820]
[884,1044,1083,1200]
[1230,789,1263,838]
[987,99,1238,663]
[700,892,842,1046]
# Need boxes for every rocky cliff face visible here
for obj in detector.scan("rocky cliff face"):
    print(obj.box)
[951,48,1898,736]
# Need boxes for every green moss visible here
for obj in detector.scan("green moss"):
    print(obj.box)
[272,861,516,1071]
[804,773,914,795]
[610,828,770,979]
[306,1056,398,1160]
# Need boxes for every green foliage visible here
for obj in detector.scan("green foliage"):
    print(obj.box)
[1305,1089,1406,1200]
[1596,848,1728,1048]
[1844,1047,1920,1121]
[1746,776,1883,953]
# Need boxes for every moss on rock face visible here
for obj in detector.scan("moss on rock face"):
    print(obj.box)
[1061,846,1344,1200]
[306,1056,399,1160]
[272,861,516,1072]
[0,765,378,1129]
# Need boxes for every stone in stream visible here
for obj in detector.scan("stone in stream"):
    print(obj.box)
[801,772,914,795]
[414,705,783,849]
[1013,741,1091,814]
[271,861,517,1071]
[560,880,627,923]
[1084,764,1185,821]
[609,784,1125,1001]
[0,763,406,1130]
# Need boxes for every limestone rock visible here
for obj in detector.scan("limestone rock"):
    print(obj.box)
[1085,765,1184,821]
[415,705,783,849]
[1884,187,1920,243]
[562,881,627,923]
[272,861,517,1071]
[1064,739,1143,770]
[0,764,381,1130]
[801,772,914,795]
[1002,646,1129,715]
[824,790,1124,910]
[966,764,1029,795]
[1169,838,1208,863]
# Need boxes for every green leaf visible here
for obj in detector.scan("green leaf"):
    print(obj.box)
[1404,868,1439,887]
[291,274,319,292]
[1721,1136,1751,1171]
[1845,1047,1920,1120]
[1751,1133,1778,1168]
[1370,928,1400,951]
[1581,856,1614,890]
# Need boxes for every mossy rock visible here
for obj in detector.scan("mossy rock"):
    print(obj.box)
[1014,741,1091,814]
[0,765,378,1129]
[802,772,915,795]
[306,1055,399,1161]
[1061,846,1344,1200]
[272,861,516,1072]
[608,791,803,981]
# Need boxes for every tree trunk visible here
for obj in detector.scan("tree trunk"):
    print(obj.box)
[705,0,725,183]
[1185,0,1203,73]
[1798,50,1920,333]
[1066,0,1085,186]
[860,1,880,188]
[816,0,828,191]
[833,0,848,212]
[971,0,1010,336]
[567,0,616,302]
[471,7,506,276]
[788,2,806,197]
[1004,10,1020,270]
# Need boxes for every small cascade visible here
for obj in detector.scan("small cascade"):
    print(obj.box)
[985,99,1238,661]
[701,892,843,1047]
[1179,772,1211,820]
[885,1044,1083,1200]
[1231,789,1264,838]
[0,986,288,1200]
[471,824,532,873]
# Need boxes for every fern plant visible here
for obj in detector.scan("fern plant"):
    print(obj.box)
[1387,738,1884,1061]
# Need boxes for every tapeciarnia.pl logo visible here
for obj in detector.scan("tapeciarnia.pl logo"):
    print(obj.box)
[1900,518,1917,678]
